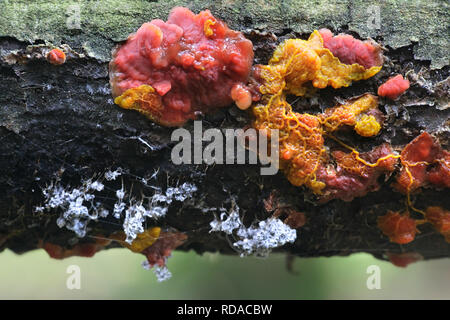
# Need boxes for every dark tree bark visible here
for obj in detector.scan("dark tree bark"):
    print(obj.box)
[0,0,449,264]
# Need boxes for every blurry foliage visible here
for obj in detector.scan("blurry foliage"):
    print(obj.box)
[1,249,450,299]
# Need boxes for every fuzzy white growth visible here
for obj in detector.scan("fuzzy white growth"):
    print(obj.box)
[210,210,242,235]
[234,218,297,257]
[123,202,146,243]
[116,189,125,200]
[39,173,197,251]
[153,266,172,282]
[88,181,104,192]
[209,200,243,235]
[113,202,125,219]
[209,204,297,257]
[104,168,122,181]
[99,208,109,218]
[122,182,197,244]
[40,179,106,237]
[165,183,198,202]
[141,259,172,282]
[141,260,151,270]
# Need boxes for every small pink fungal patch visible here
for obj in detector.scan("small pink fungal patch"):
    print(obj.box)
[47,48,66,65]
[377,74,410,100]
[318,28,383,69]
[110,7,254,126]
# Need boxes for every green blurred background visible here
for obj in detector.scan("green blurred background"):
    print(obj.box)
[1,249,450,299]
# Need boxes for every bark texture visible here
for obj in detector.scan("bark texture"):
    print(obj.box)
[0,0,449,264]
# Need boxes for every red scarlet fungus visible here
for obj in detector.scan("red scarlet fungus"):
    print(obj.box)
[377,75,410,100]
[425,206,450,242]
[316,143,397,202]
[394,132,444,194]
[47,48,66,65]
[427,150,450,189]
[377,211,417,244]
[318,29,383,69]
[386,252,423,268]
[40,237,111,260]
[109,7,254,126]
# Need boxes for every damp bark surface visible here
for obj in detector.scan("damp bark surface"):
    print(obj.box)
[0,0,449,264]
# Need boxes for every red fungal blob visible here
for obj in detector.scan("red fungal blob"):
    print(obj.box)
[281,209,307,229]
[394,132,444,194]
[41,238,110,260]
[110,7,254,126]
[377,75,410,100]
[141,231,187,267]
[387,252,423,268]
[427,150,450,188]
[47,48,66,65]
[318,28,383,69]
[377,211,417,244]
[425,206,450,236]
[231,83,253,110]
[316,143,397,202]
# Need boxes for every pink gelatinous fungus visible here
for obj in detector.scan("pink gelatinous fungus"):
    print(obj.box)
[377,74,410,100]
[318,28,383,69]
[110,7,254,126]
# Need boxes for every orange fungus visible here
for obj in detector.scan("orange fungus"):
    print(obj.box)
[425,206,450,242]
[377,211,417,244]
[427,150,450,189]
[316,143,397,202]
[47,48,66,65]
[111,227,161,253]
[394,132,447,194]
[109,7,254,126]
[255,30,382,97]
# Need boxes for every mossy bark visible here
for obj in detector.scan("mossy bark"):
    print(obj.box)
[0,0,449,263]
